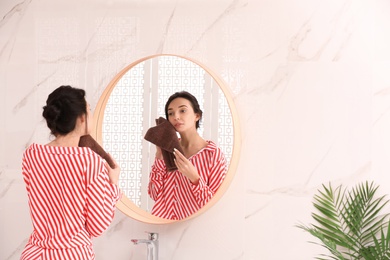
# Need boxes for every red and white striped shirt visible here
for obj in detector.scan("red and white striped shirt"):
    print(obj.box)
[21,143,121,260]
[148,140,227,220]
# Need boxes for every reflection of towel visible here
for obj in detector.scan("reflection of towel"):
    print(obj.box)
[78,134,116,169]
[144,117,183,172]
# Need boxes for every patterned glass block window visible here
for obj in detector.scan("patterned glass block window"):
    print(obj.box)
[102,56,233,209]
[217,87,233,165]
[103,62,145,206]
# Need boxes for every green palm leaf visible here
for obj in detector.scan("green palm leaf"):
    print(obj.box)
[297,181,390,259]
[360,219,390,259]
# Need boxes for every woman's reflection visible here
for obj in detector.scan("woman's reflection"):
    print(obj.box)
[147,91,227,220]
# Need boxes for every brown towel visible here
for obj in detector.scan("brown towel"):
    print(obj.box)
[144,117,183,172]
[78,134,116,169]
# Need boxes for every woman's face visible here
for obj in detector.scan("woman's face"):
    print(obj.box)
[167,97,199,133]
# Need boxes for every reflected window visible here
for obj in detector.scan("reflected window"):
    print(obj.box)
[102,56,233,209]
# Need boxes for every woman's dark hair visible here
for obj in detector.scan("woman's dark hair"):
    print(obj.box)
[165,91,203,129]
[42,85,87,136]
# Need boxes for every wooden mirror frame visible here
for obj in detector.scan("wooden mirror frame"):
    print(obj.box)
[92,54,241,224]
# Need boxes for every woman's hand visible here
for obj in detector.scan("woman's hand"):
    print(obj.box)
[173,148,200,185]
[106,153,120,185]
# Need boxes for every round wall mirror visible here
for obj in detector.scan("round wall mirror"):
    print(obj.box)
[92,54,241,224]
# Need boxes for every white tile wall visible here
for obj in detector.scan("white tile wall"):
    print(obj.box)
[1,0,390,259]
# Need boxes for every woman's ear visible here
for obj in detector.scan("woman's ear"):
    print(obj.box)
[77,114,88,134]
[195,113,201,121]
[79,114,86,123]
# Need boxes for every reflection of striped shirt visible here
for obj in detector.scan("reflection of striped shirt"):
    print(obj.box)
[21,144,121,260]
[148,141,227,220]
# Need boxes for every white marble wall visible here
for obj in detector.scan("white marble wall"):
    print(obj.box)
[1,0,390,259]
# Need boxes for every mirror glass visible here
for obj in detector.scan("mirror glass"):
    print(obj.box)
[93,54,239,223]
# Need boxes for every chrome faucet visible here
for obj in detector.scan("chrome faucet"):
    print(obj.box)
[131,232,159,260]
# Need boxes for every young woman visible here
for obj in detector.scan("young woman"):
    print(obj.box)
[21,85,121,260]
[148,91,227,220]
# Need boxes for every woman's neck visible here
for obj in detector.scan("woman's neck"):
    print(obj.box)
[47,133,81,147]
[179,132,208,158]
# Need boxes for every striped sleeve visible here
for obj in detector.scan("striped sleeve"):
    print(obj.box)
[22,154,31,193]
[148,158,166,200]
[84,153,121,237]
[191,147,227,207]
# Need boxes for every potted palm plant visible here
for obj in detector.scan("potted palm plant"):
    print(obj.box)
[297,181,390,259]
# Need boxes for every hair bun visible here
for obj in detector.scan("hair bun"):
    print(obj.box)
[42,85,86,136]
